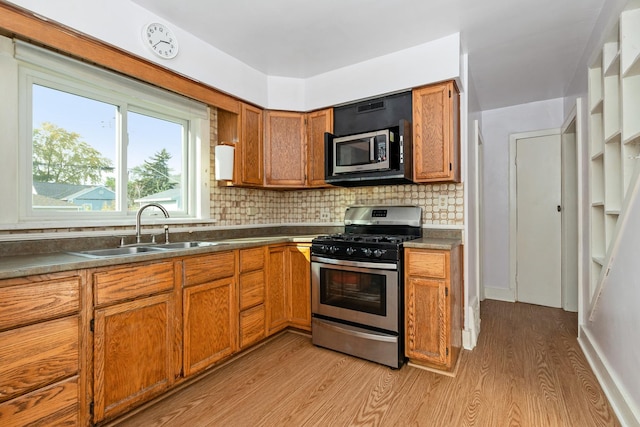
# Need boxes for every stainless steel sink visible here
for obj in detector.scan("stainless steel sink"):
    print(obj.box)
[153,241,227,250]
[68,246,166,258]
[68,241,227,258]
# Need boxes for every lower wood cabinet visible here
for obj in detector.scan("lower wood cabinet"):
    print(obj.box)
[266,244,311,334]
[0,272,87,427]
[183,251,237,376]
[404,246,462,372]
[238,247,266,349]
[288,244,311,331]
[92,262,178,423]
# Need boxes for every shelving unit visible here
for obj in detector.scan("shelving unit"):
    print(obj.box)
[588,1,640,301]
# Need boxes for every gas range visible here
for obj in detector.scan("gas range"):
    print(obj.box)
[311,233,419,262]
[311,205,422,263]
[310,205,422,368]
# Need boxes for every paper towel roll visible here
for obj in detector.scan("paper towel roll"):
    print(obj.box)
[215,144,235,181]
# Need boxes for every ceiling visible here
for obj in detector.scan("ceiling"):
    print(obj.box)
[131,0,606,111]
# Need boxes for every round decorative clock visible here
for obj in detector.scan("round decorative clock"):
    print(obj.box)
[142,22,179,59]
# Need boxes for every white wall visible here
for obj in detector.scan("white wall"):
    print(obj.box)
[480,98,564,300]
[6,1,460,111]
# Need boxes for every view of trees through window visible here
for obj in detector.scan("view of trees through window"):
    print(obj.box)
[31,84,184,214]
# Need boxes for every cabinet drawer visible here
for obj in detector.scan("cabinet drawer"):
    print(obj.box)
[0,316,79,402]
[240,304,265,348]
[0,375,79,426]
[240,270,265,310]
[94,261,174,306]
[239,247,265,273]
[406,250,448,278]
[0,274,81,331]
[184,251,236,286]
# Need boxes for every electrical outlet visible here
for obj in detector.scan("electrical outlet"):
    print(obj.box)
[435,195,448,212]
[246,206,258,216]
[320,208,330,221]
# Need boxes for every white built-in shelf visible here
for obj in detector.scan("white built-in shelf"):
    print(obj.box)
[589,2,640,302]
[621,6,640,76]
[621,73,640,141]
[603,38,620,76]
[589,64,603,111]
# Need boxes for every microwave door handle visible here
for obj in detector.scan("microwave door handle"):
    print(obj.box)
[369,136,376,162]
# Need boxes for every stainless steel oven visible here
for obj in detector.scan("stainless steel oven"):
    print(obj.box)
[311,257,398,332]
[310,205,422,369]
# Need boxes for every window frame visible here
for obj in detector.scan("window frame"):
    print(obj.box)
[15,40,210,224]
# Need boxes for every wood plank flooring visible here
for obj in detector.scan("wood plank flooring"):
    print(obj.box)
[114,300,619,426]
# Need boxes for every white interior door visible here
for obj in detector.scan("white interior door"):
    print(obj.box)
[516,133,562,307]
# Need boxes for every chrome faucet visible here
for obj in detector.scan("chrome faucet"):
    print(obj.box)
[135,203,170,243]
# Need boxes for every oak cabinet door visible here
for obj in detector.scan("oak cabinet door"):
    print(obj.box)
[287,244,311,330]
[93,293,175,422]
[239,102,263,186]
[183,277,237,376]
[306,108,333,188]
[412,81,460,183]
[264,111,306,187]
[266,246,288,334]
[405,276,450,366]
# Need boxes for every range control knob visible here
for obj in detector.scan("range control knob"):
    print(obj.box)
[329,246,338,254]
[373,249,386,258]
[346,247,356,255]
[362,248,372,257]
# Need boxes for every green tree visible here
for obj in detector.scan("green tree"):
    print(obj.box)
[32,122,113,184]
[128,149,177,205]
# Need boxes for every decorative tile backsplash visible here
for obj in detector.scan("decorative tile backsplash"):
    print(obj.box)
[210,108,464,227]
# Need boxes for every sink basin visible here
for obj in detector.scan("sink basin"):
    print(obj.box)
[68,241,227,258]
[153,241,227,250]
[69,246,165,258]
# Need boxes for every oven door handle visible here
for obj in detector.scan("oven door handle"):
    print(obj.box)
[311,255,397,271]
[317,319,397,343]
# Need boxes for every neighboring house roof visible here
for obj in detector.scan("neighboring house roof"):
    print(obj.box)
[32,193,79,209]
[63,186,115,202]
[32,181,89,199]
[135,188,181,203]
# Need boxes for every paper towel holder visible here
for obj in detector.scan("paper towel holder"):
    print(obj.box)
[215,143,235,181]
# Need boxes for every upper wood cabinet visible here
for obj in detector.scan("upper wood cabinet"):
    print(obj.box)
[306,108,333,188]
[238,103,264,186]
[264,108,333,188]
[264,111,307,187]
[412,81,460,183]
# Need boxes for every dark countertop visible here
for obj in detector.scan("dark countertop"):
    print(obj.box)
[0,235,317,281]
[0,230,463,281]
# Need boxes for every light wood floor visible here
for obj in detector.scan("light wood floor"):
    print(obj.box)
[116,300,619,426]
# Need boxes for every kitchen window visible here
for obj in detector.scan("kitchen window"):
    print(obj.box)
[14,41,209,223]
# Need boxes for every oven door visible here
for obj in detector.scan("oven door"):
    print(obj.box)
[311,255,398,332]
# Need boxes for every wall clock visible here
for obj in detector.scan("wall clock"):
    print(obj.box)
[142,22,179,59]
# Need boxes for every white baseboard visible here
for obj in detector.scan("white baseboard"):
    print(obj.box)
[578,326,640,427]
[463,296,481,350]
[483,286,515,302]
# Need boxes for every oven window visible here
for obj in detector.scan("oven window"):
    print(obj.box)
[336,138,372,166]
[319,267,386,316]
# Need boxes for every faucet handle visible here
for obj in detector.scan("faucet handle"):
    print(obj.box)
[164,225,170,244]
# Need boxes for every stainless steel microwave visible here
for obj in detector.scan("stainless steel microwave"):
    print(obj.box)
[332,129,393,175]
[323,120,413,187]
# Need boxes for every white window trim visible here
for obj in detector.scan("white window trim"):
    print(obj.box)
[6,40,210,227]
